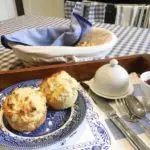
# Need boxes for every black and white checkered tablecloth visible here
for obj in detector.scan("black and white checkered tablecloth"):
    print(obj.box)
[0,15,150,71]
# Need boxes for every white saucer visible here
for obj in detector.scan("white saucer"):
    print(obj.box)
[84,79,134,100]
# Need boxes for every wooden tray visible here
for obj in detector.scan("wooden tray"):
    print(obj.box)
[0,54,149,91]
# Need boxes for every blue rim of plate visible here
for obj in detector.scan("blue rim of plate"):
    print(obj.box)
[0,79,86,149]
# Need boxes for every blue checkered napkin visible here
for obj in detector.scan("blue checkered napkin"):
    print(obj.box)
[1,13,92,48]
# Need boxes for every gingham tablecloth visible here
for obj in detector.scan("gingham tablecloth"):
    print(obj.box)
[0,15,150,71]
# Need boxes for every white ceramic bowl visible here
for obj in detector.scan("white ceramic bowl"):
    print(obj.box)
[140,71,150,97]
[87,59,133,99]
[140,71,150,111]
[12,27,118,66]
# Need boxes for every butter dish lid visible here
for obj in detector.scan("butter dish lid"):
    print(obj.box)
[88,59,133,99]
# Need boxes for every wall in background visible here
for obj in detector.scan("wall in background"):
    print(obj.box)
[0,0,17,21]
[23,0,64,18]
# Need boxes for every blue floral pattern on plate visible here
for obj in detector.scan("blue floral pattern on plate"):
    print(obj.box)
[0,79,86,149]
[50,90,111,150]
[3,108,71,137]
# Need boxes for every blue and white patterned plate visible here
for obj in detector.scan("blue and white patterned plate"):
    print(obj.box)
[0,79,86,149]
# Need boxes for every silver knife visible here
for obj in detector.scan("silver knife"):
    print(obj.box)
[88,90,149,150]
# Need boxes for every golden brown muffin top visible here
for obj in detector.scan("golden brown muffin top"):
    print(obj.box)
[2,87,47,123]
[40,71,79,109]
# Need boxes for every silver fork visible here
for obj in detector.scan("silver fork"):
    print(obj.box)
[116,98,137,122]
[116,98,150,137]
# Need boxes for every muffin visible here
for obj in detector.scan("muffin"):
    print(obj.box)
[2,87,47,132]
[40,71,79,110]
